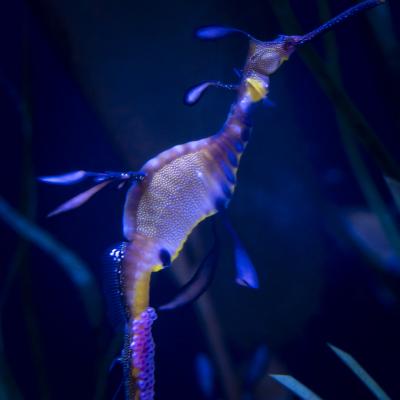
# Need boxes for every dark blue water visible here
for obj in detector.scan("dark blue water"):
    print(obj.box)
[1,0,400,399]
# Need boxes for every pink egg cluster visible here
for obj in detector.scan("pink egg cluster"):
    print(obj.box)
[130,307,158,400]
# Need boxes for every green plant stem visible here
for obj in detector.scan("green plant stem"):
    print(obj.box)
[0,197,102,327]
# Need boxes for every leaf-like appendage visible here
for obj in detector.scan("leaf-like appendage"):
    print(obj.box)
[39,170,88,185]
[196,26,252,40]
[270,375,323,400]
[328,344,391,400]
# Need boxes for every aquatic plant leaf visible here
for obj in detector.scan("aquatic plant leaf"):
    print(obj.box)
[196,26,252,40]
[344,209,400,276]
[39,170,88,184]
[195,353,215,398]
[158,237,219,310]
[245,345,269,388]
[328,344,391,400]
[384,176,400,212]
[0,196,102,327]
[270,374,323,400]
[47,181,111,217]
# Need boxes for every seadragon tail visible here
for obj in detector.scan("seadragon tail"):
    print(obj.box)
[123,308,157,400]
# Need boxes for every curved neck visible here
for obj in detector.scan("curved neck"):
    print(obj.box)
[218,75,265,142]
[215,78,256,146]
[225,87,253,129]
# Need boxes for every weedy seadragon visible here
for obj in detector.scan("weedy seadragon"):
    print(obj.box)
[41,1,385,399]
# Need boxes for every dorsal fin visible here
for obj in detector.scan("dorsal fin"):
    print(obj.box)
[102,242,129,329]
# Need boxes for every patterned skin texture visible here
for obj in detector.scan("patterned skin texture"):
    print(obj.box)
[129,307,157,400]
[122,104,252,295]
[40,4,385,398]
[120,22,293,400]
[121,91,253,400]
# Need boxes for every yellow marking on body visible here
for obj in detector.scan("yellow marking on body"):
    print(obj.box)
[129,143,239,277]
[132,271,151,318]
[246,77,268,102]
[170,210,215,261]
[135,152,219,250]
[150,210,216,273]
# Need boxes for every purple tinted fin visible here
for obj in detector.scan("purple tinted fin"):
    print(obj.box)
[47,181,111,217]
[39,170,89,185]
[42,170,145,218]
[196,26,253,40]
[184,81,238,106]
[221,213,259,289]
[158,234,220,311]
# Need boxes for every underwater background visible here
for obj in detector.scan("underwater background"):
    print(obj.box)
[1,0,400,399]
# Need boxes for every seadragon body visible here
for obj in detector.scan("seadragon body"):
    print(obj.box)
[121,72,258,400]
[40,1,385,399]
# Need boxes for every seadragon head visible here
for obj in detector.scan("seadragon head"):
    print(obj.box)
[186,0,385,105]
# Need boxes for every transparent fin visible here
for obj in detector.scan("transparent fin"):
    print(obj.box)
[102,242,129,329]
[159,233,219,310]
[47,181,111,217]
[220,212,259,288]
